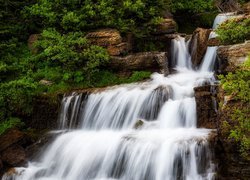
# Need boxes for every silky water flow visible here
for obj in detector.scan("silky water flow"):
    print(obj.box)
[2,13,237,180]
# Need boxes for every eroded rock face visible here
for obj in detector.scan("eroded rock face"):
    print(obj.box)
[1,145,26,166]
[30,95,61,130]
[0,129,30,177]
[189,28,212,67]
[86,29,131,56]
[152,18,177,35]
[0,129,24,152]
[86,29,122,46]
[213,86,250,179]
[217,40,250,73]
[194,85,217,129]
[110,52,168,75]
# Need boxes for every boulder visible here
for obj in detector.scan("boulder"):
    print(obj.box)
[0,129,24,152]
[110,52,168,75]
[189,28,212,67]
[194,85,218,129]
[207,37,222,46]
[1,145,26,166]
[86,29,122,46]
[217,40,250,73]
[153,18,177,35]
[86,29,131,56]
[133,120,145,129]
[28,34,40,54]
[107,42,130,56]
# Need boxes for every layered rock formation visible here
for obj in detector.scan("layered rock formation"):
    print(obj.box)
[152,18,177,35]
[0,129,28,176]
[189,28,212,66]
[217,40,250,73]
[194,85,218,129]
[86,29,132,56]
[110,52,169,75]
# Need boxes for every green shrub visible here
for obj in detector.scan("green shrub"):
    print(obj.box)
[216,17,250,44]
[33,29,110,84]
[170,0,215,13]
[219,56,250,157]
[0,117,24,135]
[0,77,38,121]
[23,0,171,36]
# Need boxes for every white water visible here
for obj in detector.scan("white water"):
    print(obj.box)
[2,13,234,180]
[199,12,238,71]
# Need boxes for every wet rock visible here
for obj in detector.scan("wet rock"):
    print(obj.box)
[28,34,40,54]
[26,131,62,159]
[139,85,171,120]
[189,28,212,67]
[1,145,26,166]
[194,85,217,129]
[217,40,250,73]
[133,120,145,129]
[110,52,168,75]
[3,168,19,178]
[152,18,177,35]
[29,94,61,130]
[0,129,24,152]
[207,37,222,46]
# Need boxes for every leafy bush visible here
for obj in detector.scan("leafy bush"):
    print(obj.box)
[219,56,250,157]
[170,0,215,13]
[0,117,24,135]
[32,29,110,84]
[216,17,250,44]
[23,0,171,36]
[0,77,38,121]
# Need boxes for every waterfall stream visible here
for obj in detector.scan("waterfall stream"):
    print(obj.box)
[2,13,236,180]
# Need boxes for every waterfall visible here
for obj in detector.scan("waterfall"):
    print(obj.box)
[199,12,238,72]
[171,36,192,69]
[3,13,234,180]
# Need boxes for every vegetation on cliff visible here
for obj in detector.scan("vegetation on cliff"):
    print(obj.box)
[219,56,250,157]
[216,16,250,44]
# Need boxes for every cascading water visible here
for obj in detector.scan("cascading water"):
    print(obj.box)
[199,12,238,71]
[2,13,236,180]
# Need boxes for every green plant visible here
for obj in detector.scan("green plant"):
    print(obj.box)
[219,56,250,157]
[170,0,215,13]
[23,0,171,36]
[0,117,24,135]
[33,29,110,84]
[216,17,250,44]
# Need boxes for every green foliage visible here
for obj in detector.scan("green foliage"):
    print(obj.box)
[216,17,250,44]
[170,0,215,13]
[0,117,24,135]
[32,29,110,84]
[24,0,171,36]
[0,77,38,121]
[219,57,250,157]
